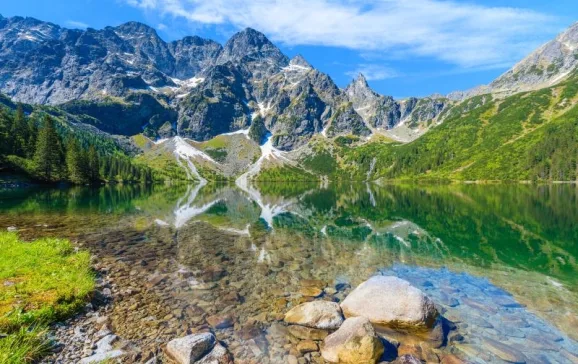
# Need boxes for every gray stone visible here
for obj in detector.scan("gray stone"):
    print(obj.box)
[321,316,384,364]
[483,337,527,364]
[79,335,124,364]
[165,333,216,364]
[196,344,232,364]
[284,301,344,330]
[341,276,438,328]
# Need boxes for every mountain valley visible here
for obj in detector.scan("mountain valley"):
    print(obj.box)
[1,14,578,184]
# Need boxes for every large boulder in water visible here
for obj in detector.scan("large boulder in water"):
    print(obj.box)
[165,333,232,364]
[284,301,344,330]
[321,316,384,363]
[341,276,438,328]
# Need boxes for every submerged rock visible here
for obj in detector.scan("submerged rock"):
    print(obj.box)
[207,314,235,329]
[196,343,233,364]
[287,325,329,340]
[482,337,527,364]
[394,354,422,364]
[321,316,384,363]
[165,333,216,364]
[284,301,344,330]
[341,276,438,328]
[297,340,319,354]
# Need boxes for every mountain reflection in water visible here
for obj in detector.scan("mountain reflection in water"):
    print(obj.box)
[1,182,577,362]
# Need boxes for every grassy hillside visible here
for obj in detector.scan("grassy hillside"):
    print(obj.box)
[333,71,578,182]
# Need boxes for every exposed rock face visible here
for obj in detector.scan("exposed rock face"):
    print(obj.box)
[169,36,222,80]
[321,316,384,364]
[340,276,438,328]
[345,74,448,130]
[61,93,177,136]
[177,63,251,140]
[0,16,219,105]
[0,15,377,149]
[451,22,578,99]
[216,27,289,80]
[489,22,578,96]
[284,301,344,330]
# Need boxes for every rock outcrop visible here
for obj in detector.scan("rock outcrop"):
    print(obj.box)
[0,14,452,150]
[450,22,578,99]
[345,74,448,130]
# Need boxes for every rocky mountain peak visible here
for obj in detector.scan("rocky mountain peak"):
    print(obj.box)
[556,22,578,49]
[354,73,368,86]
[217,27,289,68]
[458,21,578,98]
[345,73,379,101]
[175,35,218,47]
[114,21,159,38]
[289,54,312,68]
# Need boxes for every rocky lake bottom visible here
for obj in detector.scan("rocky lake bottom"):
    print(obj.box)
[1,182,577,363]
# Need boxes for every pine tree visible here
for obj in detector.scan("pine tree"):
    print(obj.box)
[10,105,28,156]
[66,137,88,184]
[27,116,37,159]
[87,145,100,182]
[34,115,63,181]
[0,110,11,158]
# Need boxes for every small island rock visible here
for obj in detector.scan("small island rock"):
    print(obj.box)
[341,276,438,328]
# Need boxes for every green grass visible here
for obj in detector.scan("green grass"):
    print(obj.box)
[199,135,228,149]
[131,134,153,151]
[0,325,50,364]
[256,165,317,182]
[0,232,94,363]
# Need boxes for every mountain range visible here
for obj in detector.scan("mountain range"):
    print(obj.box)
[1,14,578,183]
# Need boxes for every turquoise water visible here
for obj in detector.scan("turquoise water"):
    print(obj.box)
[1,182,577,362]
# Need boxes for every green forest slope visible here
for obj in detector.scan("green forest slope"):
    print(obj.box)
[328,71,578,182]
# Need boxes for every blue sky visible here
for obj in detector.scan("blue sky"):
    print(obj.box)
[2,0,577,97]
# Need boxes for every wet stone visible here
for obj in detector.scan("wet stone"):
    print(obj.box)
[287,325,329,341]
[296,340,318,354]
[299,286,324,298]
[395,354,422,364]
[284,301,344,330]
[483,337,527,364]
[207,314,235,329]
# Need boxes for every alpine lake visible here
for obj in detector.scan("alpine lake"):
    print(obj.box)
[1,182,578,364]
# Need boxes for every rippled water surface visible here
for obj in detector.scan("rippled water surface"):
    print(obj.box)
[1,183,577,363]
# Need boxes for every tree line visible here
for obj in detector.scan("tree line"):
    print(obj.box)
[0,106,155,184]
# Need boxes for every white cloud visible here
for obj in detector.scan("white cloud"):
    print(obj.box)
[123,0,557,68]
[157,23,168,31]
[66,20,89,29]
[346,64,400,81]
